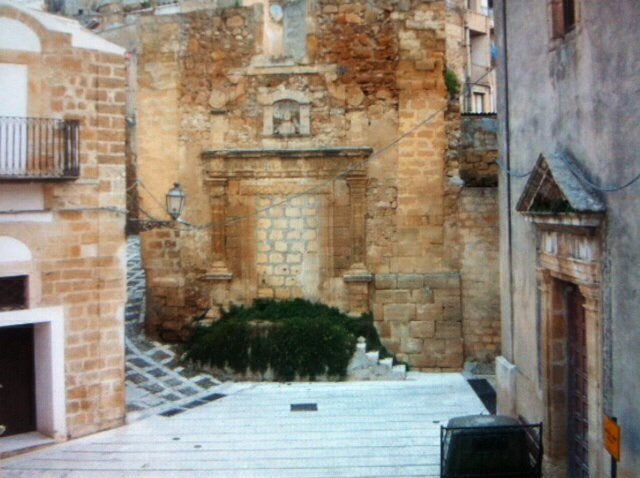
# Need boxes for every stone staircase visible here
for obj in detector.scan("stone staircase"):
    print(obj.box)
[347,337,407,381]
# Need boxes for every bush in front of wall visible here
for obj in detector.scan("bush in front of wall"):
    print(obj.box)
[186,299,386,381]
[445,69,461,97]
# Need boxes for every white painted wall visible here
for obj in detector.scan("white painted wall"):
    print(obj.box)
[0,64,27,117]
[0,18,41,52]
[0,63,28,173]
[0,184,45,212]
[0,235,32,262]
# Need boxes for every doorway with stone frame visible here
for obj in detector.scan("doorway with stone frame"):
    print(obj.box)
[200,147,373,316]
[517,152,607,478]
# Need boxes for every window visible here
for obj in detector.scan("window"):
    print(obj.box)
[0,275,28,311]
[552,0,577,38]
[473,92,486,113]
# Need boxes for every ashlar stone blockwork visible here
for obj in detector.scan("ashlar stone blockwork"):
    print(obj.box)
[130,0,500,371]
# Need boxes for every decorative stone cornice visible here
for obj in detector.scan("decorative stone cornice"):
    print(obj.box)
[202,147,373,161]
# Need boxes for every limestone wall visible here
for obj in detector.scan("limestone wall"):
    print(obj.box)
[458,188,500,361]
[373,272,463,370]
[127,0,500,370]
[0,6,127,438]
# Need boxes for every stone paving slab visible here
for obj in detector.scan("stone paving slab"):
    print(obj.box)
[124,236,222,419]
[2,375,487,478]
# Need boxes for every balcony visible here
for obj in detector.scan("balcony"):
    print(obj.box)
[0,117,80,181]
[466,10,493,34]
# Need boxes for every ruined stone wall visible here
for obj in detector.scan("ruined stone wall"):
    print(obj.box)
[0,6,127,438]
[133,0,499,370]
[458,113,498,186]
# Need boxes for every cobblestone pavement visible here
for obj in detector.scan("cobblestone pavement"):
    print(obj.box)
[125,236,223,420]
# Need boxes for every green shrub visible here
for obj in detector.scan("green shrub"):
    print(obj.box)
[186,299,383,380]
[445,69,461,97]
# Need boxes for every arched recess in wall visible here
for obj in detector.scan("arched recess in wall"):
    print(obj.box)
[0,236,32,263]
[0,235,38,304]
[0,18,41,52]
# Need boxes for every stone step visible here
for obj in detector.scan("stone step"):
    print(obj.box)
[365,350,379,363]
[392,364,407,380]
[379,357,393,369]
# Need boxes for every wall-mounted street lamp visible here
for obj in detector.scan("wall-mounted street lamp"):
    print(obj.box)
[166,183,186,220]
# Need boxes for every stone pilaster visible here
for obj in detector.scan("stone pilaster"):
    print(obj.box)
[579,284,604,478]
[203,177,232,281]
[344,172,369,275]
[343,172,371,314]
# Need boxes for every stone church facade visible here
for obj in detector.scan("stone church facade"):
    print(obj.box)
[116,0,500,370]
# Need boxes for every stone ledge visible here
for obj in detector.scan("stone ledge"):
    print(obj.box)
[374,272,460,290]
[202,146,373,160]
[200,271,233,281]
[230,63,340,77]
[343,272,373,283]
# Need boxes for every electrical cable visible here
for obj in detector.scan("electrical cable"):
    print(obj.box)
[556,153,640,193]
[133,103,451,231]
[494,159,534,178]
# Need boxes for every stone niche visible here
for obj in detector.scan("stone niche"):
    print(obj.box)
[261,90,310,137]
[201,147,372,318]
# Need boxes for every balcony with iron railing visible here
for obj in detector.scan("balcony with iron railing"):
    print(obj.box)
[0,117,80,181]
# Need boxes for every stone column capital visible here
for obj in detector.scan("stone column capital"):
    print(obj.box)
[206,176,228,196]
[345,172,367,186]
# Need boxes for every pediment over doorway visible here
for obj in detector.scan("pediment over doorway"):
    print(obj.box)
[516,153,605,224]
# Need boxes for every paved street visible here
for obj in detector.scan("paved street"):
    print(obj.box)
[0,237,489,476]
[124,236,223,419]
[2,375,487,477]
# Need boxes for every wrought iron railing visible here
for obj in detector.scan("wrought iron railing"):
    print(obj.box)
[0,117,80,180]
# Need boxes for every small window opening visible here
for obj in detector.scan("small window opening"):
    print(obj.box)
[473,92,486,113]
[563,0,576,32]
[0,275,28,311]
[552,0,577,38]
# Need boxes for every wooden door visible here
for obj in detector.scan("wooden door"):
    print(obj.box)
[567,285,589,477]
[0,325,37,437]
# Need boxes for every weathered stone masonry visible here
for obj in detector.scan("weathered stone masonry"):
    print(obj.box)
[122,0,500,370]
[0,4,127,438]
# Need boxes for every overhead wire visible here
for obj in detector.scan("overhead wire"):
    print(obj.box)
[494,159,534,178]
[132,102,451,230]
[131,65,502,229]
[555,153,640,193]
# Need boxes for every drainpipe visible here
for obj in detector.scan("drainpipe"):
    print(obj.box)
[501,0,514,361]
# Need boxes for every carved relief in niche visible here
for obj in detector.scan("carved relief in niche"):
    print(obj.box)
[261,90,310,137]
[273,100,300,137]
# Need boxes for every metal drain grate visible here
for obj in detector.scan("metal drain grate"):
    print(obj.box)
[290,403,318,412]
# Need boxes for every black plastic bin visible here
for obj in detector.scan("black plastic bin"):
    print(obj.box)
[440,415,543,478]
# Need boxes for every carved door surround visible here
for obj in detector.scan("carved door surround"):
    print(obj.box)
[201,147,373,293]
[517,152,606,478]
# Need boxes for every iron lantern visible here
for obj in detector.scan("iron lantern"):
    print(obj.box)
[166,183,186,220]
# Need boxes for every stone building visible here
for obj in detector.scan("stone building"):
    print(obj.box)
[495,0,640,476]
[105,0,500,371]
[0,1,127,450]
